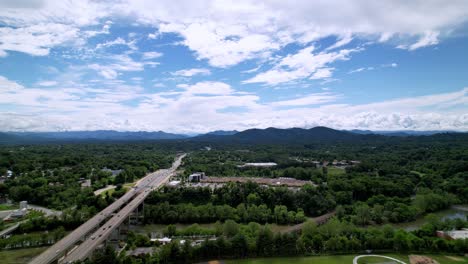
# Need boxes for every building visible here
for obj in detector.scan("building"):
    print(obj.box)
[188,172,205,182]
[237,162,277,168]
[151,237,172,245]
[19,201,28,210]
[80,179,92,188]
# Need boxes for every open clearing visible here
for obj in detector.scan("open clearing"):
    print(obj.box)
[0,247,47,264]
[224,254,468,264]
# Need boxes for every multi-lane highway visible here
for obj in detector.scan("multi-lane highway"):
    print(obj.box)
[30,154,185,264]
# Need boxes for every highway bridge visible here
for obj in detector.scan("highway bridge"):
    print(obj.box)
[29,154,186,264]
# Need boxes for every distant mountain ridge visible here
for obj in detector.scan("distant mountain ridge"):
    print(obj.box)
[349,129,457,136]
[191,126,371,144]
[0,127,465,144]
[5,130,188,142]
[204,130,239,136]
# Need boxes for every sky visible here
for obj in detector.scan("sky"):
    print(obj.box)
[0,0,467,133]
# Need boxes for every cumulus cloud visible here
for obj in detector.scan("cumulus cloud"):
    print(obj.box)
[1,1,467,133]
[0,23,80,56]
[1,1,468,61]
[0,75,466,133]
[244,46,356,85]
[88,53,158,79]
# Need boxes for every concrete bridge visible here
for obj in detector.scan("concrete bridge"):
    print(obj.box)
[29,154,185,264]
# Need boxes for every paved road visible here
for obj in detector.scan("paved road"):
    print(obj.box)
[30,154,185,264]
[93,185,117,196]
[280,210,336,234]
[29,205,62,217]
[61,155,185,263]
[0,221,26,237]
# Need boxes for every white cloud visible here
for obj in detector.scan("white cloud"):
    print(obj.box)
[0,75,24,91]
[148,33,158,39]
[310,68,334,80]
[349,63,397,74]
[244,46,356,85]
[88,53,154,79]
[177,81,233,95]
[0,74,466,133]
[242,66,261,74]
[270,93,339,107]
[398,31,440,51]
[142,51,163,60]
[36,81,58,87]
[116,0,468,67]
[0,50,7,57]
[84,22,111,38]
[96,37,137,50]
[171,68,211,77]
[325,34,353,51]
[89,64,118,79]
[1,1,467,60]
[0,23,80,56]
[382,63,398,68]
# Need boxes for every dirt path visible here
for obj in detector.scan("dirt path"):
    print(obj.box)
[280,210,335,234]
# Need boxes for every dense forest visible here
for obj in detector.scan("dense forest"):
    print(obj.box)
[0,132,467,262]
[80,216,468,264]
[0,143,175,210]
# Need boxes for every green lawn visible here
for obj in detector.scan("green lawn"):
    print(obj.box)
[224,254,468,264]
[326,167,346,176]
[0,204,18,211]
[0,247,47,264]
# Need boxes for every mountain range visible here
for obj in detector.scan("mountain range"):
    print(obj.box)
[0,127,463,144]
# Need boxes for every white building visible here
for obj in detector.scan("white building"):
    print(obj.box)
[151,237,172,245]
[237,162,277,168]
[19,201,28,210]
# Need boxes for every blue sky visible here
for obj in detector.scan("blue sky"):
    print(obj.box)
[0,0,467,133]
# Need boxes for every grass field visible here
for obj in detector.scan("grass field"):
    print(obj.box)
[224,254,468,264]
[0,204,18,211]
[0,247,47,264]
[326,167,346,176]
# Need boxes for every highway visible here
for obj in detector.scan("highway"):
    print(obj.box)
[30,154,185,264]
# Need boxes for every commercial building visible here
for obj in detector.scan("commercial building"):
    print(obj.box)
[188,172,205,182]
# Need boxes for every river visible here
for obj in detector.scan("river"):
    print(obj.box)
[392,206,467,231]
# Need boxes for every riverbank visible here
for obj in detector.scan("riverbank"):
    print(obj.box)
[392,206,467,231]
